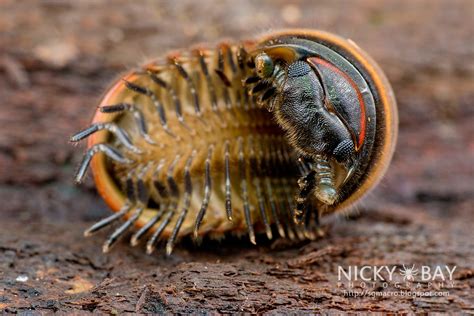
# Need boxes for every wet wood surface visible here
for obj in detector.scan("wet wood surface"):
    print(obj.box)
[1,0,473,313]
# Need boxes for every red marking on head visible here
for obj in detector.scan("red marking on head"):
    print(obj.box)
[308,57,366,151]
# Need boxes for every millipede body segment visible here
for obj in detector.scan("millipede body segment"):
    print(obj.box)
[71,29,398,255]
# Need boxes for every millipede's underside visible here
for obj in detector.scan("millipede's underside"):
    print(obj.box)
[76,42,325,255]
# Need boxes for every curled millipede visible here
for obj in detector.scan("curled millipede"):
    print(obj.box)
[71,29,398,255]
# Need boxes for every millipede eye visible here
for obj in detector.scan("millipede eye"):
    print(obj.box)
[332,139,355,164]
[255,53,274,78]
[287,60,311,78]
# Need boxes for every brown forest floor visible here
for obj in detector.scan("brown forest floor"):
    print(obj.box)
[0,0,473,313]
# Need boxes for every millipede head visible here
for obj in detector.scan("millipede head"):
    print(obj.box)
[245,30,398,209]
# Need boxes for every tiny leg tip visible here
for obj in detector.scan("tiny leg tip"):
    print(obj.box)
[250,235,256,245]
[278,229,286,238]
[146,246,154,255]
[165,245,173,256]
[102,244,110,253]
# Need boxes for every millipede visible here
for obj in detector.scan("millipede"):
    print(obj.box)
[71,29,398,255]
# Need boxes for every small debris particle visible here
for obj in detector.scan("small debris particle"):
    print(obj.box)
[15,275,28,282]
[33,39,79,68]
[281,5,302,24]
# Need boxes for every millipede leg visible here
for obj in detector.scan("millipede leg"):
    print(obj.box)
[226,47,242,112]
[303,204,317,241]
[151,159,168,200]
[147,72,183,118]
[306,203,322,239]
[147,71,194,133]
[249,137,272,240]
[281,163,306,240]
[237,46,248,71]
[172,59,201,116]
[285,190,305,241]
[255,180,272,240]
[196,49,229,127]
[275,139,307,238]
[215,46,232,110]
[271,138,296,241]
[123,79,175,137]
[102,204,145,253]
[166,151,196,255]
[100,103,158,146]
[134,162,152,202]
[259,137,285,238]
[196,52,218,112]
[265,178,285,238]
[296,157,308,176]
[265,136,286,238]
[231,46,246,111]
[259,86,277,107]
[238,137,256,245]
[216,46,232,88]
[102,164,152,252]
[146,210,174,255]
[166,207,186,255]
[140,156,181,254]
[74,143,133,184]
[242,83,251,111]
[224,140,233,221]
[234,88,242,110]
[166,155,181,201]
[84,202,132,237]
[194,146,214,238]
[283,186,298,240]
[293,170,316,225]
[250,81,272,96]
[144,154,181,254]
[314,206,321,227]
[130,203,166,246]
[70,122,142,154]
[279,193,296,241]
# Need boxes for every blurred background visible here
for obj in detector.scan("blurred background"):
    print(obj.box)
[0,0,472,313]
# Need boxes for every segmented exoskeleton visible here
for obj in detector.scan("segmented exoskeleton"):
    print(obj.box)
[71,29,398,255]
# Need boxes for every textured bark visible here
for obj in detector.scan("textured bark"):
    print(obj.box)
[0,0,473,313]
